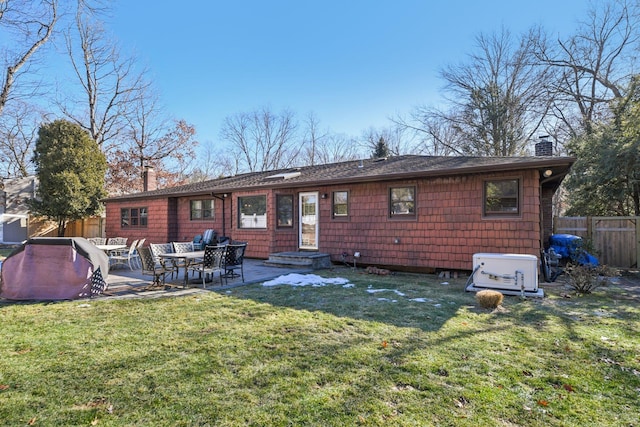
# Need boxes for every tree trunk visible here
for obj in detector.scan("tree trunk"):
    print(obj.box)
[57,219,66,237]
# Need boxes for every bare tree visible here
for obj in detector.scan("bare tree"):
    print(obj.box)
[393,110,465,155]
[0,0,58,117]
[106,87,198,194]
[301,112,327,166]
[297,112,363,164]
[399,27,553,156]
[311,133,362,165]
[442,27,553,156]
[361,125,413,157]
[0,102,47,177]
[59,1,146,149]
[188,143,232,182]
[535,0,640,136]
[219,107,300,173]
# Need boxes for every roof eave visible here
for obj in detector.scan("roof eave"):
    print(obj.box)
[104,156,576,201]
[257,156,577,189]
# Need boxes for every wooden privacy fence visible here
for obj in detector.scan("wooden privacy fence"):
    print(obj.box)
[553,216,640,268]
[35,216,105,239]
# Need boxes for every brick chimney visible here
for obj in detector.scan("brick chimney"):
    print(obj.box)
[535,135,553,156]
[143,165,157,192]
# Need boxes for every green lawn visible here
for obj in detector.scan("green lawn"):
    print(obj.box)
[0,268,638,426]
[0,248,13,260]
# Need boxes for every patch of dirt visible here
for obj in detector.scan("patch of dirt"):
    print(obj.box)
[544,269,640,303]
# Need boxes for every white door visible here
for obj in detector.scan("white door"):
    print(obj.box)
[299,192,319,250]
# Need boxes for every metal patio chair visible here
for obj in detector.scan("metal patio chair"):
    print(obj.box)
[109,239,140,270]
[107,237,128,245]
[187,245,226,288]
[171,241,196,278]
[223,242,247,282]
[138,246,173,287]
[150,243,178,279]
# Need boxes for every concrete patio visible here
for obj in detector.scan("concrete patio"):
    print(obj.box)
[100,257,314,300]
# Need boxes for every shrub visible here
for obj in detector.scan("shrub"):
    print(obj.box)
[476,289,504,309]
[564,263,615,294]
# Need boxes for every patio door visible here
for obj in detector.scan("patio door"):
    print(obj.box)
[299,192,319,250]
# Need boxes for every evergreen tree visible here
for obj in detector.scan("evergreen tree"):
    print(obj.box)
[372,137,390,158]
[565,76,640,216]
[29,120,107,236]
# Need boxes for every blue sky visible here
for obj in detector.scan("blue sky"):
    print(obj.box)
[109,1,589,146]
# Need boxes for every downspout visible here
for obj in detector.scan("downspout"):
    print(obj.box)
[213,193,229,237]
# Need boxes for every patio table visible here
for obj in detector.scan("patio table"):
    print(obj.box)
[159,250,205,285]
[95,244,127,253]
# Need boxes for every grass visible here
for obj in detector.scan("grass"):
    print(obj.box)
[0,267,638,426]
[0,248,13,260]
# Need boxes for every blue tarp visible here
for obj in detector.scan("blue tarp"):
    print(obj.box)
[549,234,599,266]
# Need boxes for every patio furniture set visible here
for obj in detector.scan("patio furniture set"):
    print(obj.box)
[88,237,146,271]
[139,241,247,288]
[86,231,246,288]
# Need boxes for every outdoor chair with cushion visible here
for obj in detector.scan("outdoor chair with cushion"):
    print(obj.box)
[109,239,140,270]
[204,229,217,246]
[138,246,173,287]
[223,242,247,282]
[193,229,216,250]
[192,234,203,250]
[187,245,226,288]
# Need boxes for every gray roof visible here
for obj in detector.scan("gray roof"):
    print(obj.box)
[105,155,575,201]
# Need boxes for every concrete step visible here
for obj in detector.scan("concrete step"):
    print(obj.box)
[264,252,332,269]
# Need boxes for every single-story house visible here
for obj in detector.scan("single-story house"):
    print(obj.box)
[103,151,574,272]
[1,176,38,244]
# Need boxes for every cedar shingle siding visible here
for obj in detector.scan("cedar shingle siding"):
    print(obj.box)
[104,155,574,271]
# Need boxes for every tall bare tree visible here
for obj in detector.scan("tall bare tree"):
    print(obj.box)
[219,107,300,173]
[0,0,57,117]
[301,112,327,166]
[59,1,146,149]
[106,87,198,194]
[535,0,640,136]
[298,112,363,165]
[400,27,553,156]
[446,27,551,156]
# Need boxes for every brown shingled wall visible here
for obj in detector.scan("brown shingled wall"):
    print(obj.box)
[104,168,543,271]
[105,198,172,244]
[314,170,541,271]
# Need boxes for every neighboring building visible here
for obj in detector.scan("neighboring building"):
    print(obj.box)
[0,176,37,244]
[103,154,575,272]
